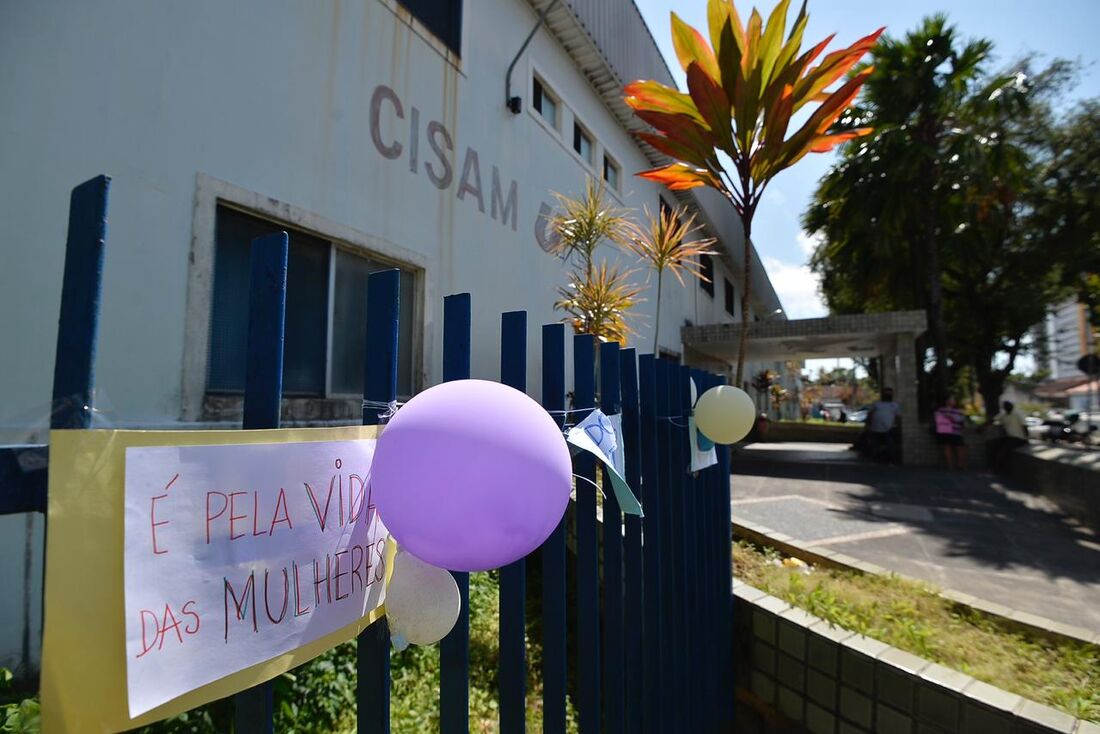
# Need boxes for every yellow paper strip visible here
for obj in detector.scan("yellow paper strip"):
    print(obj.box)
[40,426,387,733]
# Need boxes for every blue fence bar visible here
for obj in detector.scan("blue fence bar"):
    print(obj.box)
[618,349,643,734]
[51,175,110,430]
[653,358,676,734]
[440,293,472,734]
[678,365,699,733]
[359,269,401,734]
[499,311,527,733]
[234,231,289,734]
[572,334,599,734]
[599,341,625,734]
[5,177,745,734]
[718,377,735,730]
[540,324,568,734]
[637,355,663,734]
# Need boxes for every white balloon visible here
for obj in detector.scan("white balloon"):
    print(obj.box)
[385,548,460,649]
[689,377,698,407]
[694,385,755,444]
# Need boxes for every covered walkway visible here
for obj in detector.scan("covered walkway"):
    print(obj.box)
[683,311,938,464]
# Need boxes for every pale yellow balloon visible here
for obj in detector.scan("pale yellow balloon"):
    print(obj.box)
[694,385,755,444]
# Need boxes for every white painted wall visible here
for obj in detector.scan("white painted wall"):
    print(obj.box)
[0,0,779,673]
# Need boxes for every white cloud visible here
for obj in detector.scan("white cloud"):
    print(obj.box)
[796,230,823,257]
[762,254,827,320]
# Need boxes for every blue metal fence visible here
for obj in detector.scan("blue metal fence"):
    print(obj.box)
[0,177,735,732]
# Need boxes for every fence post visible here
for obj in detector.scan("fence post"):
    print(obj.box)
[358,268,401,734]
[678,365,699,732]
[440,293,472,734]
[637,355,663,734]
[618,349,643,734]
[717,376,734,730]
[51,175,110,430]
[599,341,624,734]
[499,311,527,734]
[572,334,599,734]
[653,358,675,734]
[665,360,690,728]
[540,323,568,734]
[234,231,289,734]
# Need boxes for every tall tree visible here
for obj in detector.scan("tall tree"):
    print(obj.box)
[807,17,1082,417]
[1034,100,1100,325]
[624,0,881,384]
[806,16,1001,402]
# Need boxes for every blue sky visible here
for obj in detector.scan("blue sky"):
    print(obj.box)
[633,0,1100,323]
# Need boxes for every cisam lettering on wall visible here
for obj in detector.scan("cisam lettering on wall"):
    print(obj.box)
[368,84,520,232]
[123,439,386,717]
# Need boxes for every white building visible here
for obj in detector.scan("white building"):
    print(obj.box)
[1045,298,1095,380]
[0,0,784,676]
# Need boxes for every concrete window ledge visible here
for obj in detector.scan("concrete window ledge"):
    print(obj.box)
[733,580,1100,734]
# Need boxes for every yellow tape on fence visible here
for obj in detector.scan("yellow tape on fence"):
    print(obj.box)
[40,426,390,733]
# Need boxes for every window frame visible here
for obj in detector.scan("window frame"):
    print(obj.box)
[389,0,464,61]
[700,254,715,297]
[531,74,560,132]
[602,152,621,192]
[724,277,736,317]
[572,119,594,167]
[182,174,427,422]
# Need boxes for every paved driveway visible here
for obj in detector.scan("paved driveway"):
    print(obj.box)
[730,443,1100,632]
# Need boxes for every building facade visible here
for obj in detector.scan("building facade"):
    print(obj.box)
[0,0,784,675]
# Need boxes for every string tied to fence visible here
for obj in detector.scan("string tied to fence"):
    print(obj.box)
[362,399,402,424]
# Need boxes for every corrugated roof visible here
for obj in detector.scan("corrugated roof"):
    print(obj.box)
[527,0,784,317]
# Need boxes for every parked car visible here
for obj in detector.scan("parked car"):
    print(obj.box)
[847,407,868,424]
[821,401,848,422]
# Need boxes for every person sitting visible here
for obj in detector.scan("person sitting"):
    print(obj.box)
[864,387,901,463]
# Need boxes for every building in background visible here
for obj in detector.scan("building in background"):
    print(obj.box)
[0,0,785,676]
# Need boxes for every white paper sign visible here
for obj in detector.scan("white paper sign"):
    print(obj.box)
[688,417,718,472]
[567,410,643,516]
[123,439,386,717]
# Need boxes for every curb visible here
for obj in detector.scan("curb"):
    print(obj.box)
[732,518,1100,648]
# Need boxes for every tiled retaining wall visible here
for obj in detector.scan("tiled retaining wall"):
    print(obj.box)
[1009,446,1100,531]
[733,581,1100,734]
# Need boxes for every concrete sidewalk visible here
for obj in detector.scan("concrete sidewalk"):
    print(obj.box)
[730,442,1100,632]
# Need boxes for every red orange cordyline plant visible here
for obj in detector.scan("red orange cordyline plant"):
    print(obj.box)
[624,0,882,383]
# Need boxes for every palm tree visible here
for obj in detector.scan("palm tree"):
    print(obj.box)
[806,15,998,402]
[548,178,633,280]
[555,262,644,344]
[625,202,716,352]
[549,179,640,343]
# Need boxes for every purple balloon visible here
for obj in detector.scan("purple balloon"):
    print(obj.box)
[371,379,573,572]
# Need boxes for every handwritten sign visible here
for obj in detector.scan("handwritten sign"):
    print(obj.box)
[121,439,386,716]
[567,410,642,516]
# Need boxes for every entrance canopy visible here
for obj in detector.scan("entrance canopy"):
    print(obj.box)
[681,311,927,363]
[681,310,939,464]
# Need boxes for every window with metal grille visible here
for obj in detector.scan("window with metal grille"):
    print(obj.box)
[398,0,463,56]
[700,254,715,297]
[207,205,416,398]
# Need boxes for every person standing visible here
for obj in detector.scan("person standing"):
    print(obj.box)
[934,396,967,470]
[865,387,901,463]
[992,400,1029,472]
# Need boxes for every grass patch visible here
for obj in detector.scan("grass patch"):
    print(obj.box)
[3,573,577,733]
[734,541,1100,722]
